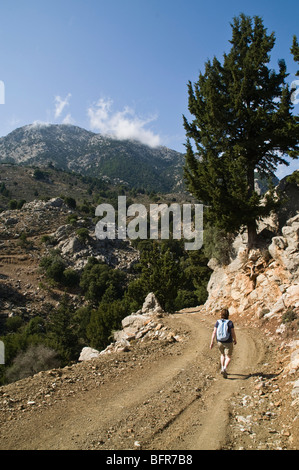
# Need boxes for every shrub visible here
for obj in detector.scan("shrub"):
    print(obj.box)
[76,227,89,243]
[64,197,77,209]
[33,169,46,180]
[5,316,23,333]
[282,309,297,324]
[5,344,60,383]
[80,258,126,304]
[8,199,18,210]
[87,299,130,350]
[63,268,80,288]
[40,252,66,284]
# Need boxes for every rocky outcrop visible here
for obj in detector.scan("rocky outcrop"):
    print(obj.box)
[51,222,139,272]
[268,214,299,278]
[78,293,183,361]
[203,213,299,320]
[0,197,71,238]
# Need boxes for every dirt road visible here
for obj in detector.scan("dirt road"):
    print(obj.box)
[0,311,289,450]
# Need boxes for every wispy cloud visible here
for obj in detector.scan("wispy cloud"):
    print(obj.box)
[62,113,74,125]
[54,93,72,119]
[87,98,161,147]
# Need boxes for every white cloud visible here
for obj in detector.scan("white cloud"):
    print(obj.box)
[87,98,161,147]
[54,93,72,119]
[27,121,51,129]
[62,113,74,125]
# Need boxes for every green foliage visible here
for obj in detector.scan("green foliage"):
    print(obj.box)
[64,196,77,209]
[202,223,235,266]
[0,182,10,197]
[5,316,23,333]
[125,240,211,313]
[46,297,80,365]
[287,172,299,184]
[291,35,299,76]
[76,227,89,243]
[40,251,66,284]
[39,251,80,288]
[87,300,131,350]
[8,199,18,209]
[183,14,298,247]
[62,268,80,288]
[33,168,46,180]
[80,257,126,304]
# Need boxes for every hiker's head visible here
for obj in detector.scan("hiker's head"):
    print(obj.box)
[220,308,229,319]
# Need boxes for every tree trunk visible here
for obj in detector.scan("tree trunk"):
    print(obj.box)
[247,166,257,249]
[247,221,257,249]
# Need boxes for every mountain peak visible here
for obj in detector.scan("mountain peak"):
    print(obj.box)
[0,124,184,192]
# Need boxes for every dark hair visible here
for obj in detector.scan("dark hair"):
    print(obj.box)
[220,308,229,319]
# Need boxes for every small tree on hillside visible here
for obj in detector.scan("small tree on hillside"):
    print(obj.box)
[183,14,299,248]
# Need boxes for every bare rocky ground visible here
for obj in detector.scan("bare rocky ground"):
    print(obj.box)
[0,309,298,451]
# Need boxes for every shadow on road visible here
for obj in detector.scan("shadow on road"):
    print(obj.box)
[226,370,282,381]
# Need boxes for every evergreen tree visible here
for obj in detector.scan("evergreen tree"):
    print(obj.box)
[291,35,299,106]
[291,35,299,76]
[47,297,78,364]
[183,14,299,248]
[126,241,182,312]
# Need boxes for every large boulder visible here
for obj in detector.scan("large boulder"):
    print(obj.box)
[141,292,164,314]
[78,347,100,361]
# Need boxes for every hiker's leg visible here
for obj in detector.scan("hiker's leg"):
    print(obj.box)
[224,355,231,370]
[218,343,225,370]
[224,343,233,370]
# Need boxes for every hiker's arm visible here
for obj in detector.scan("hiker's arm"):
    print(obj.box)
[210,327,217,349]
[231,328,237,345]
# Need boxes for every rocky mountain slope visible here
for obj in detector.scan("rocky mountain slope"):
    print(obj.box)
[0,124,184,192]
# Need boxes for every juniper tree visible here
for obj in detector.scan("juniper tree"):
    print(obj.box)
[291,35,299,76]
[183,14,299,248]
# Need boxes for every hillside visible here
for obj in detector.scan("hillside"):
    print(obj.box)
[0,168,298,450]
[0,124,185,193]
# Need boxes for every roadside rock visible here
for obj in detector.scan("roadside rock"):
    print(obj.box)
[78,293,183,360]
[78,347,100,362]
[141,292,164,315]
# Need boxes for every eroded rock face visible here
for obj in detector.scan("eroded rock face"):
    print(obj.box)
[202,213,299,321]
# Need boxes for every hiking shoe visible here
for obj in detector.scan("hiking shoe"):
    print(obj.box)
[222,369,227,378]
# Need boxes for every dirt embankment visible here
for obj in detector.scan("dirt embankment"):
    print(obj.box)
[0,310,298,450]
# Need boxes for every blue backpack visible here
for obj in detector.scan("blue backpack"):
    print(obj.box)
[216,319,230,341]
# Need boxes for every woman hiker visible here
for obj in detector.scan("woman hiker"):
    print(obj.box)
[210,308,237,378]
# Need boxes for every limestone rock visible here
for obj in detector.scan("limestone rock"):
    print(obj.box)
[96,293,181,357]
[203,212,299,319]
[78,347,100,361]
[141,292,164,315]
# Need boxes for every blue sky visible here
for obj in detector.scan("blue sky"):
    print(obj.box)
[0,0,298,178]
